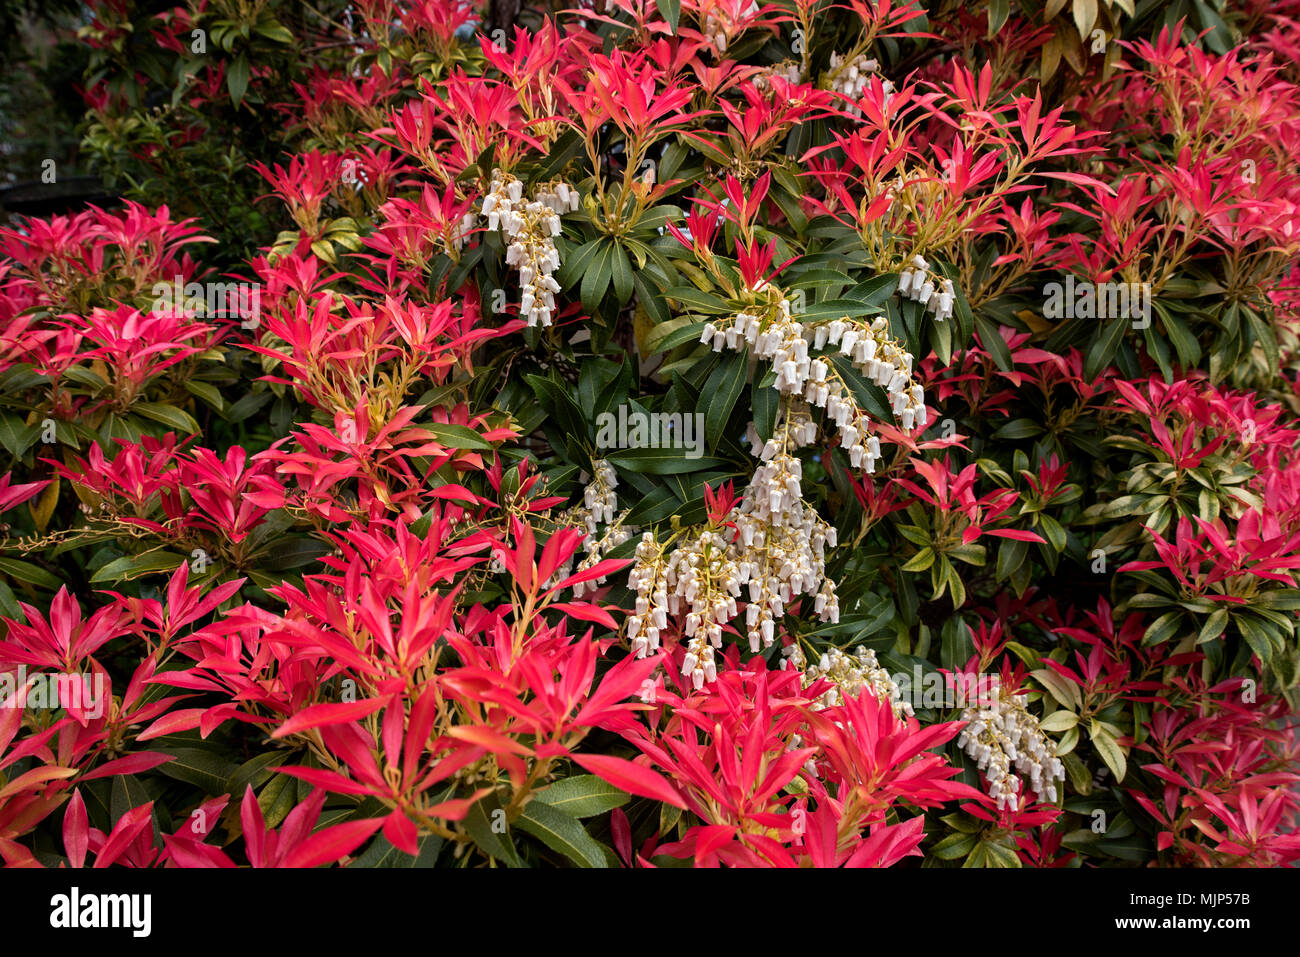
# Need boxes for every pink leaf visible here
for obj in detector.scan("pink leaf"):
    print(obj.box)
[572,753,687,809]
[281,817,384,868]
[546,602,620,630]
[137,708,206,741]
[79,752,174,781]
[272,698,387,739]
[63,789,88,868]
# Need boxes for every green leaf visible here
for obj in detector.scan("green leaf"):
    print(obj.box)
[1084,319,1128,380]
[463,794,524,867]
[225,751,288,797]
[788,269,854,288]
[580,241,615,310]
[1236,614,1276,666]
[931,831,978,860]
[1089,721,1127,781]
[0,557,62,590]
[351,832,443,868]
[533,775,630,818]
[222,391,273,423]
[1161,308,1202,368]
[1056,725,1080,756]
[110,774,154,829]
[962,842,989,867]
[700,351,748,449]
[253,20,295,44]
[1073,0,1098,36]
[130,402,200,434]
[1197,608,1229,644]
[525,375,589,443]
[604,446,729,474]
[901,547,935,573]
[655,0,681,32]
[993,418,1044,440]
[89,551,187,584]
[1127,592,1174,609]
[945,559,967,608]
[611,243,634,304]
[0,414,36,458]
[1038,710,1078,733]
[644,318,707,355]
[227,53,251,105]
[623,485,683,525]
[930,315,953,366]
[62,365,107,391]
[995,538,1029,583]
[846,274,900,307]
[1032,668,1081,710]
[260,536,330,570]
[429,423,493,450]
[982,840,1022,868]
[155,747,238,795]
[988,0,1010,36]
[1141,610,1184,647]
[516,799,608,867]
[0,579,20,620]
[184,380,225,412]
[662,286,731,314]
[974,314,1012,371]
[1036,513,1067,553]
[557,239,606,290]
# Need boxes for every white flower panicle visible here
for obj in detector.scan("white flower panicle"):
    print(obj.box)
[956,681,1066,811]
[828,51,894,116]
[783,643,914,719]
[897,253,955,323]
[568,520,634,598]
[534,182,581,217]
[481,169,578,327]
[625,534,670,662]
[624,412,841,689]
[700,289,928,450]
[622,283,939,689]
[729,444,840,652]
[581,459,619,535]
[666,530,738,690]
[553,459,636,598]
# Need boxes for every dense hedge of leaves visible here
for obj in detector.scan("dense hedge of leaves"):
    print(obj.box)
[0,0,1298,868]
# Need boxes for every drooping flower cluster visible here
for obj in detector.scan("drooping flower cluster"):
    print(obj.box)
[702,291,928,461]
[625,533,683,663]
[624,418,841,688]
[956,682,1065,810]
[728,442,840,643]
[783,642,914,718]
[666,530,738,688]
[553,459,635,597]
[481,170,577,327]
[897,254,956,322]
[620,286,935,688]
[580,458,618,535]
[828,51,894,116]
[568,519,634,598]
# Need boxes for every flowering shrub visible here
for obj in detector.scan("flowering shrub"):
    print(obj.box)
[0,0,1298,870]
